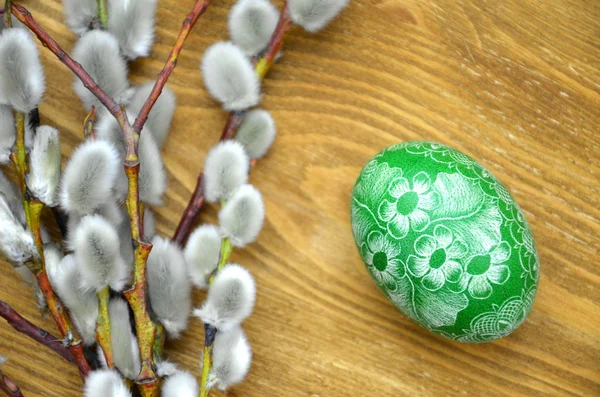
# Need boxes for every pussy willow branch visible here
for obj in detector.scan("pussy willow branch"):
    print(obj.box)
[9,112,91,378]
[0,369,23,397]
[10,4,137,154]
[11,2,209,393]
[0,300,75,364]
[132,0,209,133]
[172,3,294,245]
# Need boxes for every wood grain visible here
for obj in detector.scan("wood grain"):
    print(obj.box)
[0,0,599,396]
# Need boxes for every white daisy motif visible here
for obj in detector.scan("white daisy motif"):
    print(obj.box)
[378,171,440,239]
[407,225,468,291]
[361,230,405,291]
[449,242,512,299]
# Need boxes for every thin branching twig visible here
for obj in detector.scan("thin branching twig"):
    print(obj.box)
[173,2,294,245]
[0,300,75,364]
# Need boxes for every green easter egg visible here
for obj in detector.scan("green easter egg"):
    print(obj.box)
[351,141,539,343]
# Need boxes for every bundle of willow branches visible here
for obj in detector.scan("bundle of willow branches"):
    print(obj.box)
[0,0,347,395]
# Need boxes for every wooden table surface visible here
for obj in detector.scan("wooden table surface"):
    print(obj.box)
[0,0,598,396]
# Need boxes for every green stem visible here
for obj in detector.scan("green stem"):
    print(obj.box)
[2,0,11,29]
[200,224,233,395]
[96,286,114,368]
[97,0,108,29]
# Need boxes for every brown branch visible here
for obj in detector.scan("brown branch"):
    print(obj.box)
[0,369,23,397]
[10,3,137,158]
[132,0,209,133]
[0,300,74,364]
[172,4,294,245]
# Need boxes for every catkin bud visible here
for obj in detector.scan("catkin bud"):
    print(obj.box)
[0,105,15,164]
[0,29,45,113]
[71,215,130,292]
[100,299,140,379]
[201,42,260,111]
[147,236,192,338]
[193,264,256,331]
[27,126,61,206]
[184,224,222,289]
[0,194,35,265]
[107,0,157,60]
[84,369,132,397]
[62,0,97,35]
[209,326,252,391]
[53,254,99,345]
[60,140,121,216]
[235,109,276,159]
[162,371,199,397]
[229,0,279,56]
[219,185,265,247]
[287,0,348,32]
[203,141,249,203]
[71,30,129,111]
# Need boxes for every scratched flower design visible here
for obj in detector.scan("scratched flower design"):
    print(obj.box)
[377,171,440,239]
[361,230,406,292]
[407,225,468,291]
[449,242,512,299]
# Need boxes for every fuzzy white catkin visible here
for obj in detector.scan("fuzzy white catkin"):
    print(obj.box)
[229,0,279,56]
[219,184,265,247]
[0,167,22,222]
[184,224,221,289]
[210,326,252,391]
[0,29,45,113]
[147,236,192,338]
[84,369,132,397]
[95,113,166,204]
[103,299,141,380]
[53,254,99,345]
[193,264,256,331]
[201,42,260,111]
[27,126,61,206]
[71,30,129,111]
[287,0,348,32]
[203,141,249,203]
[62,0,97,35]
[0,105,15,164]
[60,140,121,216]
[0,354,6,367]
[127,82,176,148]
[155,360,178,377]
[71,215,130,292]
[162,371,199,397]
[108,0,157,60]
[235,109,276,159]
[0,194,35,265]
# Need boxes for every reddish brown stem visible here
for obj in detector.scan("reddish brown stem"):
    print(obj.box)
[0,300,74,364]
[172,5,294,244]
[172,111,244,245]
[10,4,137,156]
[0,370,23,397]
[133,0,209,133]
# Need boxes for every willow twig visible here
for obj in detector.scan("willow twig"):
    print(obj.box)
[0,300,75,364]
[132,0,209,133]
[172,3,294,245]
[11,4,137,153]
[0,369,23,397]
[8,110,91,378]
